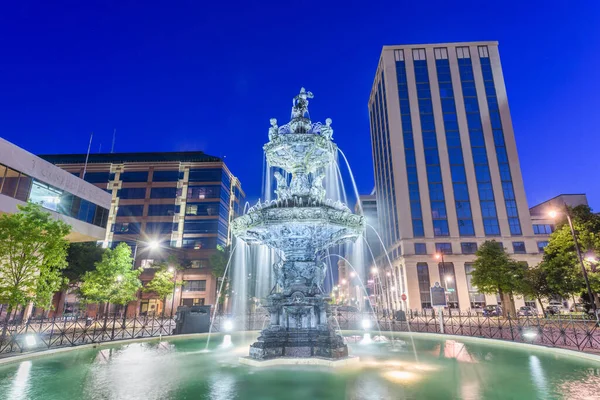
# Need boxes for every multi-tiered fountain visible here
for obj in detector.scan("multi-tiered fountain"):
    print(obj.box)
[232,88,364,364]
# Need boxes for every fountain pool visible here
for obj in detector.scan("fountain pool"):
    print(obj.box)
[1,332,598,399]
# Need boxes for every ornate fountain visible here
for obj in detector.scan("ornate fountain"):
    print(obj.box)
[232,88,364,362]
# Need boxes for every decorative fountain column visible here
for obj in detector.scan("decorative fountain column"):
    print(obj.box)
[232,88,364,363]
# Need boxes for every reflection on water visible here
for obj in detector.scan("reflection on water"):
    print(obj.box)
[0,334,598,400]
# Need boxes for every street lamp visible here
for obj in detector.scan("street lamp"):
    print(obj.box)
[168,266,178,316]
[132,239,161,267]
[371,267,378,274]
[350,271,356,278]
[549,207,597,316]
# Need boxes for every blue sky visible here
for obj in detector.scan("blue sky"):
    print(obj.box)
[1,1,599,209]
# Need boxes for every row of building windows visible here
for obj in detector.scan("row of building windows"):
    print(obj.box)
[413,240,546,255]
[414,58,450,237]
[480,55,522,236]
[395,56,424,238]
[0,163,109,228]
[457,52,501,236]
[370,70,399,247]
[436,57,475,236]
[533,224,553,235]
[417,260,528,309]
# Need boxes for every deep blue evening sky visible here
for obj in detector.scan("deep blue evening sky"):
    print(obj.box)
[1,1,599,209]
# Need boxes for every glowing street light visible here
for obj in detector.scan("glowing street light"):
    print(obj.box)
[148,240,160,250]
[341,278,347,285]
[116,275,123,282]
[386,271,391,277]
[350,271,356,278]
[371,267,378,274]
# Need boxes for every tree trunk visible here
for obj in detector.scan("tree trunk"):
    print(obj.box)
[537,296,546,318]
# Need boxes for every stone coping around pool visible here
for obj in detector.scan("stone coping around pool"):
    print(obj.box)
[239,355,360,368]
[1,330,599,366]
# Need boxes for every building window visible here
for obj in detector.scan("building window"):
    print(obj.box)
[537,241,549,253]
[187,185,221,200]
[117,187,146,199]
[461,242,478,254]
[190,260,208,269]
[465,263,486,308]
[414,243,427,255]
[152,170,180,182]
[112,222,141,234]
[181,298,205,306]
[120,171,149,183]
[181,238,217,249]
[116,205,144,217]
[147,204,177,216]
[412,48,426,60]
[512,242,526,254]
[438,262,458,308]
[185,202,220,216]
[533,224,553,235]
[145,222,175,235]
[435,243,452,255]
[182,280,207,292]
[188,169,223,182]
[416,263,431,309]
[150,187,178,199]
[83,172,111,183]
[140,259,155,269]
[434,48,448,60]
[183,220,218,234]
[478,46,489,58]
[456,46,470,59]
[394,49,404,61]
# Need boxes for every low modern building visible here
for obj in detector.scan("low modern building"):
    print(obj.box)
[368,41,549,311]
[0,138,110,241]
[0,138,111,320]
[41,151,244,315]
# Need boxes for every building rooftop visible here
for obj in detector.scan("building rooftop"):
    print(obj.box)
[39,151,222,165]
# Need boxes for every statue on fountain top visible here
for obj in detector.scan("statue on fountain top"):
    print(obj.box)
[274,171,290,201]
[292,87,314,119]
[321,118,333,140]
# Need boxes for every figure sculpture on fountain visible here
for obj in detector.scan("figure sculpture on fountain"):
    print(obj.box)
[232,88,364,361]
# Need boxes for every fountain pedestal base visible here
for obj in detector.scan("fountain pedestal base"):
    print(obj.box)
[239,355,359,368]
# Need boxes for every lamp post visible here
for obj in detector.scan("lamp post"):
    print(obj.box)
[549,207,597,316]
[168,266,178,317]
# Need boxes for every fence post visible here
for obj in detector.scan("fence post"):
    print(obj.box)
[507,313,515,341]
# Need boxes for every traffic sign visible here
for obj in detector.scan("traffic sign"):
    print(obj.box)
[401,293,407,301]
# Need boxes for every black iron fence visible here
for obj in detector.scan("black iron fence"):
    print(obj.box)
[1,310,599,358]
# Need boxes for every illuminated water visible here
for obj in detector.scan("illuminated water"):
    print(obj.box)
[1,333,598,400]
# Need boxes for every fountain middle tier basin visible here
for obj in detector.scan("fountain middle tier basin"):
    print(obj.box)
[231,203,364,254]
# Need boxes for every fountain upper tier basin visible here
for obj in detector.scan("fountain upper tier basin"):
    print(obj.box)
[231,202,364,255]
[264,131,337,173]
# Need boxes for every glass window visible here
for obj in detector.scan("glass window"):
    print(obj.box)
[509,218,522,235]
[0,165,6,190]
[187,185,221,200]
[181,238,218,249]
[1,167,20,197]
[483,219,500,236]
[152,170,180,182]
[513,242,526,254]
[83,172,111,183]
[188,168,222,182]
[480,201,497,218]
[431,201,447,219]
[412,219,425,237]
[182,280,207,292]
[185,202,220,216]
[454,184,469,201]
[117,205,144,217]
[145,222,174,235]
[120,171,149,182]
[537,241,549,253]
[414,243,427,255]
[147,204,177,216]
[183,220,218,234]
[417,263,431,309]
[435,243,452,254]
[461,242,478,254]
[15,174,32,201]
[433,220,449,236]
[533,224,553,235]
[439,262,459,308]
[29,180,62,211]
[150,187,178,199]
[465,263,486,307]
[458,219,475,236]
[117,187,146,199]
[112,222,141,234]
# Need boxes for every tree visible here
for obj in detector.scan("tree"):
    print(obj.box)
[64,242,106,284]
[541,205,600,306]
[143,257,183,315]
[520,264,551,317]
[470,240,527,317]
[79,243,141,315]
[0,203,71,319]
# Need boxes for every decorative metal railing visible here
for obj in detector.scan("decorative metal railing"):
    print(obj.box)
[1,310,598,358]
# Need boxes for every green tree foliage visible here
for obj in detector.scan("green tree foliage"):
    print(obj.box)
[520,264,551,317]
[471,240,527,317]
[143,256,183,304]
[0,203,71,314]
[79,243,141,306]
[541,205,600,300]
[63,242,105,284]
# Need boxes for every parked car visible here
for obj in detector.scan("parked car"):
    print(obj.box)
[546,301,562,316]
[483,305,502,317]
[517,306,536,317]
[569,303,590,313]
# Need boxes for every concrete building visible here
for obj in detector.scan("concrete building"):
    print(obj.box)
[41,151,244,315]
[0,138,110,241]
[0,138,110,319]
[368,42,543,311]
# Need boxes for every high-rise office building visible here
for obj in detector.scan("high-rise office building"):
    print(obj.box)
[369,41,542,311]
[41,151,244,315]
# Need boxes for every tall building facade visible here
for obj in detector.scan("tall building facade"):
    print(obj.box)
[41,151,244,315]
[369,42,542,311]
